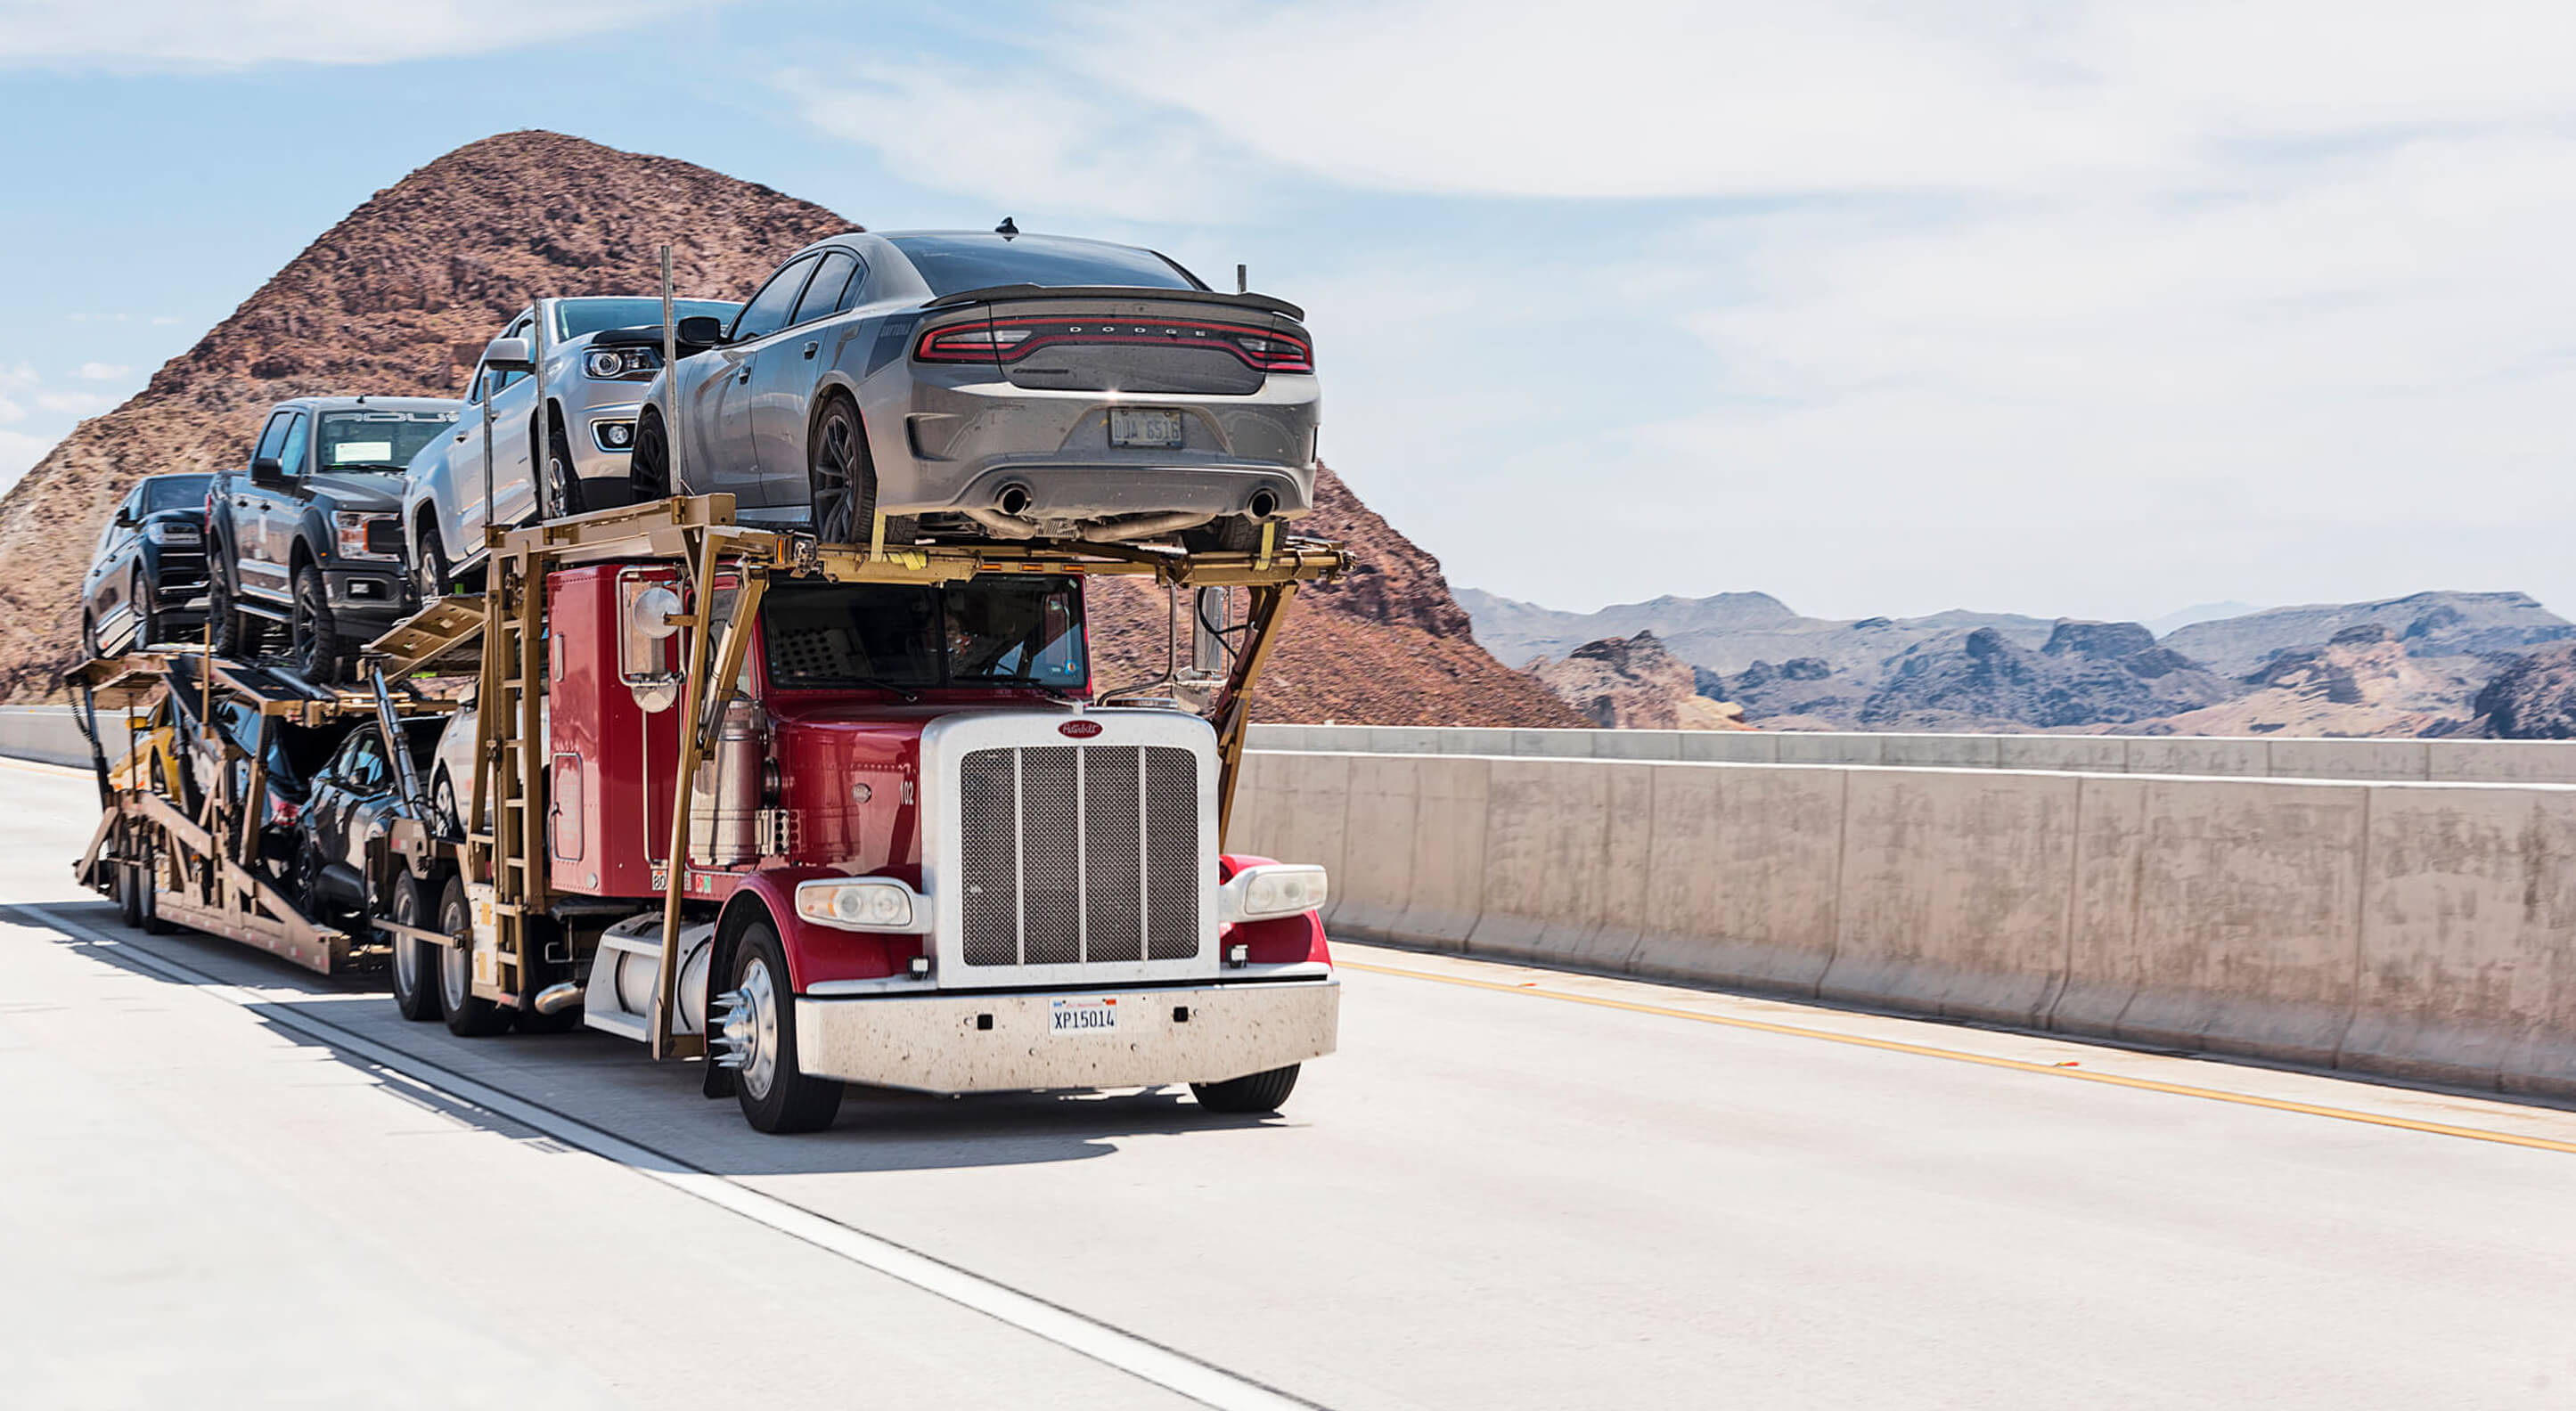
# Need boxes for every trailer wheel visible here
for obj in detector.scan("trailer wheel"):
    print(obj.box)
[387,875,442,1022]
[438,874,513,1037]
[718,923,842,1134]
[1190,1064,1302,1114]
[289,562,344,683]
[115,852,143,928]
[137,842,171,935]
[806,396,876,547]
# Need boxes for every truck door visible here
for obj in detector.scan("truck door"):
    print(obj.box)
[748,249,860,507]
[241,411,307,604]
[703,256,817,505]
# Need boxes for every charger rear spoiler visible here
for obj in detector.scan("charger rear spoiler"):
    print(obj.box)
[921,284,1305,322]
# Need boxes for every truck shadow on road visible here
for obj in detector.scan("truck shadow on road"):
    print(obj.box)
[15,901,1297,1179]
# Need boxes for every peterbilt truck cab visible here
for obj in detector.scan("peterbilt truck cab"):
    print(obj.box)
[518,561,1335,1132]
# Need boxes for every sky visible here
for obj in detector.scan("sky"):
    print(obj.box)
[3,0,2574,625]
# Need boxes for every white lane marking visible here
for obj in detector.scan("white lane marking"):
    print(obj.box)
[25,905,1323,1411]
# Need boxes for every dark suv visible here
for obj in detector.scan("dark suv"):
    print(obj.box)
[206,396,460,678]
[80,472,213,657]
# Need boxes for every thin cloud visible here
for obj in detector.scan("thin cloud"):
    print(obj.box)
[0,0,728,69]
[73,362,127,381]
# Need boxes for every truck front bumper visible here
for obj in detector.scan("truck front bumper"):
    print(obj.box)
[792,978,1338,1095]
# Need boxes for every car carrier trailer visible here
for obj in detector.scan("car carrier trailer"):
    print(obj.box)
[78,492,1352,1133]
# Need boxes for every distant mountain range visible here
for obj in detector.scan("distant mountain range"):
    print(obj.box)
[1475,587,2576,738]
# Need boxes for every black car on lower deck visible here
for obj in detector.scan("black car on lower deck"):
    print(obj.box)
[295,714,444,925]
[205,396,460,680]
[81,473,214,657]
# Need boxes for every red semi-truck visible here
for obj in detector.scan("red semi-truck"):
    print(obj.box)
[362,493,1347,1132]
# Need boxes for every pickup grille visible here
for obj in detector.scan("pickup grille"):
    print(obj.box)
[959,744,1200,966]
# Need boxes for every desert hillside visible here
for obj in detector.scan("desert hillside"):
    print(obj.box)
[0,132,1574,727]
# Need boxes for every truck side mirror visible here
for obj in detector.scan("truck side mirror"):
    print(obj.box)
[675,315,727,347]
[481,335,535,373]
[249,456,288,487]
[113,505,138,527]
[1190,586,1232,677]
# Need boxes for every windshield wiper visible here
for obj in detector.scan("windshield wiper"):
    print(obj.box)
[331,463,411,473]
[838,677,921,702]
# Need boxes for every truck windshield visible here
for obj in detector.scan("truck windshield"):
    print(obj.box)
[762,578,1086,691]
[316,410,455,471]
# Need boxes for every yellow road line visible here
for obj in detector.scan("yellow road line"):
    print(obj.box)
[1340,958,2576,1157]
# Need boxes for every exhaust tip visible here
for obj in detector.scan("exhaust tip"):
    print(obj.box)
[532,982,585,1015]
[1248,490,1279,518]
[997,485,1031,517]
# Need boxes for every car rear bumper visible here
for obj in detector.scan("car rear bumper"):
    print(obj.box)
[791,977,1338,1095]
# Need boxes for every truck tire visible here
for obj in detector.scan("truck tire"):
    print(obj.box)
[630,409,671,502]
[82,610,102,662]
[1190,1064,1301,1114]
[542,413,585,520]
[209,570,266,658]
[387,874,442,1022]
[134,569,159,649]
[413,526,453,600]
[806,396,876,547]
[438,873,513,1037]
[137,842,171,935]
[289,561,344,682]
[721,923,842,1133]
[115,851,143,928]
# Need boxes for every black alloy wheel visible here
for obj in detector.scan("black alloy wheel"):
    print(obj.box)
[289,561,342,682]
[629,409,672,502]
[133,570,158,649]
[414,526,452,600]
[81,611,101,662]
[438,873,513,1038]
[806,396,876,547]
[542,412,585,520]
[209,569,265,658]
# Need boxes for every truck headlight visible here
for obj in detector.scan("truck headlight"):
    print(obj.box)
[143,521,200,546]
[585,347,660,379]
[795,877,922,932]
[334,510,397,559]
[1221,863,1329,923]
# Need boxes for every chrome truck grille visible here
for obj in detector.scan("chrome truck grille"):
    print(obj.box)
[958,744,1202,966]
[920,709,1221,987]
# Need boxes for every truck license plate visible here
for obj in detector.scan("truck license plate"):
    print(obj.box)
[1051,997,1119,1035]
[1108,408,1184,449]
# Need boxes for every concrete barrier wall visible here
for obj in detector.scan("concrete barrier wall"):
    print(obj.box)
[1243,723,2576,785]
[1236,750,2576,1097]
[0,707,93,769]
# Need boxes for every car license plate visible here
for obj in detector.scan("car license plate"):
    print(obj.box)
[1108,408,1184,449]
[1051,997,1119,1035]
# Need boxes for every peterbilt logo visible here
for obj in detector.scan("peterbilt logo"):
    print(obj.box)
[1059,719,1103,738]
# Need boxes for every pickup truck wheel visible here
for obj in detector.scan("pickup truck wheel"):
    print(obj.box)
[289,561,344,682]
[414,530,452,600]
[209,571,265,658]
[438,873,513,1037]
[719,923,842,1133]
[387,874,441,1022]
[134,570,159,648]
[81,611,101,662]
[630,410,672,502]
[542,415,585,520]
[806,397,875,547]
[1190,1064,1301,1114]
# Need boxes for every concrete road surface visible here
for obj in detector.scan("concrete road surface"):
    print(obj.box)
[5,755,2576,1410]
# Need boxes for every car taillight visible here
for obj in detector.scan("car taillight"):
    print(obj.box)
[269,795,299,828]
[913,317,1312,373]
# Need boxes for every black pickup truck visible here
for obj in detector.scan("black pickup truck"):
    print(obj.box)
[205,396,459,679]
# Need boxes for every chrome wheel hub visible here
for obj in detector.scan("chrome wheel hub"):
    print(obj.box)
[712,959,781,1100]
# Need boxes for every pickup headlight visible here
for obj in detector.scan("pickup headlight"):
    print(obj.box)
[794,877,922,932]
[585,347,661,379]
[334,510,398,559]
[1221,863,1329,923]
[143,521,200,546]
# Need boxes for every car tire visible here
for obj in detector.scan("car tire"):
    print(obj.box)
[1182,516,1266,554]
[209,568,266,659]
[289,560,343,682]
[414,526,452,600]
[81,610,102,662]
[387,873,442,1022]
[722,922,843,1134]
[431,768,464,840]
[133,569,158,649]
[806,396,876,548]
[542,413,585,521]
[1190,1064,1302,1114]
[438,873,513,1037]
[630,408,672,502]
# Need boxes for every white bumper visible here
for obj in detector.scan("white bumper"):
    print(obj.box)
[792,979,1338,1095]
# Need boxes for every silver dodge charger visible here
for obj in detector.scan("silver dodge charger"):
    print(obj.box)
[627,229,1319,548]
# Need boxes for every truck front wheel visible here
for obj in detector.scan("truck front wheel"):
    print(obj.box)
[438,874,513,1037]
[1190,1064,1302,1115]
[718,923,842,1134]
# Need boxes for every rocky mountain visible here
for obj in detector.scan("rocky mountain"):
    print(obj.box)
[1456,587,2058,683]
[1525,632,1747,730]
[2157,591,2571,676]
[2137,624,2489,738]
[2471,642,2576,738]
[0,131,1575,728]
